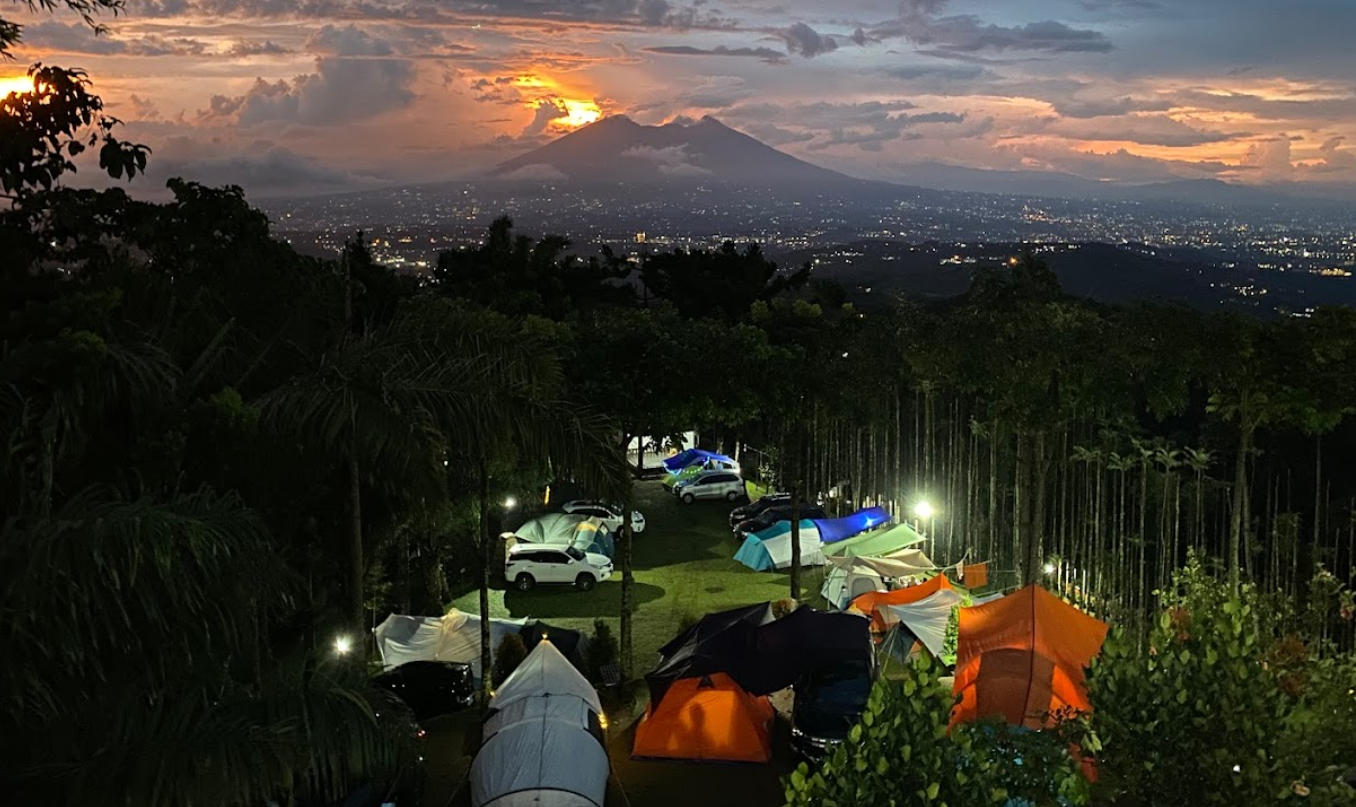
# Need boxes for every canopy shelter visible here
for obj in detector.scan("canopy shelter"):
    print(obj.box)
[374,610,530,680]
[471,641,608,807]
[820,549,937,609]
[822,521,925,559]
[511,514,615,560]
[951,585,1109,730]
[813,507,893,544]
[881,589,965,658]
[733,520,825,571]
[850,573,957,632]
[661,448,735,473]
[637,604,872,763]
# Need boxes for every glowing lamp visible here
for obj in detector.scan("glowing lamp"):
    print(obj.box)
[912,501,935,520]
[333,635,353,655]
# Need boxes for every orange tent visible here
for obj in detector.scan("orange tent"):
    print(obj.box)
[849,573,955,632]
[632,673,774,763]
[951,585,1108,730]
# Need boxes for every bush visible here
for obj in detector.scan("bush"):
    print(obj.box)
[783,654,1086,807]
[1087,559,1319,807]
[586,619,619,682]
[492,633,528,688]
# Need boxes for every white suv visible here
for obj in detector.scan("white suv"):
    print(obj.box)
[560,500,647,533]
[673,471,747,504]
[505,543,613,591]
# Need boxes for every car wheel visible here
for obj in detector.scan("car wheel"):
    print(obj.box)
[575,573,597,591]
[726,490,740,501]
[515,573,535,591]
[681,493,695,504]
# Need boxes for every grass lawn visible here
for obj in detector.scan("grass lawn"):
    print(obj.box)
[450,479,815,675]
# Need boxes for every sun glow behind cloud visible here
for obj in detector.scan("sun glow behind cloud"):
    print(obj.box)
[554,99,601,129]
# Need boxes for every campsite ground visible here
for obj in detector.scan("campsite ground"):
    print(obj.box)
[445,479,808,807]
[450,479,807,683]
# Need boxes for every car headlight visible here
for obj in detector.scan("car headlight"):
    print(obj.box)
[791,727,804,739]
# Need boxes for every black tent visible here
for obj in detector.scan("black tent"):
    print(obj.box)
[743,608,872,694]
[647,603,872,703]
[647,603,775,702]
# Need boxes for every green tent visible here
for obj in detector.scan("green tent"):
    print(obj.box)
[822,522,925,558]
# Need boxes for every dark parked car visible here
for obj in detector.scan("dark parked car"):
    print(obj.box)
[728,493,791,527]
[372,660,476,721]
[790,657,875,762]
[734,505,826,538]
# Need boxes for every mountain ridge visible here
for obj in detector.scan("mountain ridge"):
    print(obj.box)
[494,114,861,185]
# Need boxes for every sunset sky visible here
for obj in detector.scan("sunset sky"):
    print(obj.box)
[7,0,1356,196]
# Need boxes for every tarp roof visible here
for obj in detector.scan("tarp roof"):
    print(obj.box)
[952,585,1109,730]
[825,548,936,578]
[850,574,956,632]
[814,507,893,544]
[822,521,926,558]
[661,448,734,472]
[883,589,965,657]
[374,610,530,678]
[649,603,775,702]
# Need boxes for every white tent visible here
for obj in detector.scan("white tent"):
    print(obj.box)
[881,588,965,657]
[373,610,530,680]
[821,548,936,609]
[471,641,609,807]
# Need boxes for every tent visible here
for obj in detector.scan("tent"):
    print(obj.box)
[661,448,736,473]
[471,641,608,807]
[512,514,615,560]
[519,620,590,672]
[850,573,957,632]
[820,549,937,609]
[881,589,965,657]
[813,507,893,544]
[733,521,825,571]
[374,610,530,680]
[743,608,873,694]
[632,673,774,763]
[822,522,926,559]
[648,603,776,702]
[951,585,1109,730]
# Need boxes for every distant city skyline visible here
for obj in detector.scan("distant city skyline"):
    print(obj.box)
[6,0,1356,197]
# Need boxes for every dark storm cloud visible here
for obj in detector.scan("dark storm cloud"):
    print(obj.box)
[643,44,787,61]
[205,28,415,126]
[136,0,724,27]
[874,0,1113,54]
[18,21,207,56]
[1050,95,1173,118]
[779,22,837,57]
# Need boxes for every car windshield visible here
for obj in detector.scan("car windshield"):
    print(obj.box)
[565,546,586,561]
[803,662,872,712]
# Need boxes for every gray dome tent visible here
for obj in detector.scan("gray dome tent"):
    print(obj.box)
[470,640,608,807]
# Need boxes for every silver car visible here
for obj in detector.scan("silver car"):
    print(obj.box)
[673,471,747,504]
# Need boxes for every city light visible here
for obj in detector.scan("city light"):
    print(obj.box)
[333,635,353,655]
[913,501,935,520]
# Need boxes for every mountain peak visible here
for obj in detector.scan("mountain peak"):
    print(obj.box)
[495,115,855,186]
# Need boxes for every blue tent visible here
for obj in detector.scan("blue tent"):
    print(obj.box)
[661,448,735,473]
[813,507,893,544]
[734,521,825,571]
[572,528,615,560]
